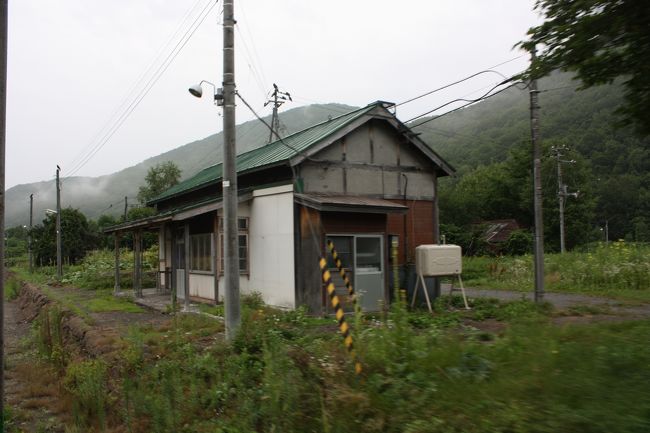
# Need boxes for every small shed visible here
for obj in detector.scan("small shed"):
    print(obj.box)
[105,101,454,313]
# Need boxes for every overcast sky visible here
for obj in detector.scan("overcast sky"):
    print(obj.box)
[7,0,540,189]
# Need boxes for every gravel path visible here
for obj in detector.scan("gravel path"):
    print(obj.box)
[456,286,650,318]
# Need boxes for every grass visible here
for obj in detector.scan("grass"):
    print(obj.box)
[4,275,21,300]
[11,266,144,318]
[463,241,650,302]
[96,300,650,433]
[12,272,650,432]
[86,295,144,313]
[7,243,650,432]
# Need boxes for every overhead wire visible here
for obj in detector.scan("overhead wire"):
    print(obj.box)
[63,0,219,181]
[235,23,268,99]
[65,0,206,174]
[408,79,524,128]
[237,0,269,87]
[396,55,524,107]
[397,69,509,107]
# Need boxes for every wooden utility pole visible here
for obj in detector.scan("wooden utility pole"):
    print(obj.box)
[56,165,62,279]
[222,0,241,339]
[124,196,128,221]
[529,48,544,302]
[29,193,33,273]
[0,0,7,424]
[265,83,291,143]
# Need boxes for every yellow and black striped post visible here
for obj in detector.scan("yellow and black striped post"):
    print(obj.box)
[326,240,360,315]
[319,257,362,375]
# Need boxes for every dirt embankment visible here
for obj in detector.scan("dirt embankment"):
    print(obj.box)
[5,281,169,432]
[17,283,123,359]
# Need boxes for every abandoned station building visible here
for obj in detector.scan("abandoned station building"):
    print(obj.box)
[105,101,454,313]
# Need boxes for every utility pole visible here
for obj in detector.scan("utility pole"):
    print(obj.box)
[56,165,62,279]
[29,194,33,273]
[529,48,544,303]
[0,0,7,424]
[264,83,291,143]
[552,145,577,253]
[124,196,128,221]
[222,0,241,339]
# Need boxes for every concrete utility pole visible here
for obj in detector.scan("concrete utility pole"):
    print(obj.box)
[222,0,241,339]
[56,165,62,279]
[264,83,291,143]
[552,145,577,253]
[0,0,7,424]
[529,48,544,303]
[29,194,33,273]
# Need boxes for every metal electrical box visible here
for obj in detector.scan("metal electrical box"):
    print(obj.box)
[415,244,462,276]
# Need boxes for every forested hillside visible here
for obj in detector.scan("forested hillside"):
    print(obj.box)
[412,72,650,249]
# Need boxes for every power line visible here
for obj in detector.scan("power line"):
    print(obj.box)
[397,69,509,107]
[408,79,523,128]
[396,55,524,107]
[66,0,213,179]
[235,91,304,156]
[63,0,219,181]
[65,0,206,174]
[66,0,218,179]
[235,23,268,99]
[236,1,269,87]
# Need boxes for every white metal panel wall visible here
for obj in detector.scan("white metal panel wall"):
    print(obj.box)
[249,185,295,309]
[189,273,215,299]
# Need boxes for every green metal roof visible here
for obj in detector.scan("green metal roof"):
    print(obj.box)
[150,103,377,204]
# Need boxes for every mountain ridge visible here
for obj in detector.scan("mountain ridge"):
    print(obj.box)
[5,103,356,227]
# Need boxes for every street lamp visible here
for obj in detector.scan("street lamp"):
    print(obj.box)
[188,80,224,106]
[189,80,239,337]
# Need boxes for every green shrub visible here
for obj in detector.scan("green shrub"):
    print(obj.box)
[503,229,533,256]
[462,242,650,300]
[64,359,108,431]
[61,247,158,290]
[35,305,68,372]
[4,276,21,300]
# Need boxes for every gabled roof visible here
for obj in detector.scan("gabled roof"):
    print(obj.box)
[149,101,454,205]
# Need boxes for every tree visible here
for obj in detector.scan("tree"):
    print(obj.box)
[137,161,182,204]
[32,208,100,266]
[519,0,650,136]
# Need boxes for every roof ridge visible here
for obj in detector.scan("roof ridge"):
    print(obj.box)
[264,103,372,145]
[149,102,391,204]
[185,104,373,173]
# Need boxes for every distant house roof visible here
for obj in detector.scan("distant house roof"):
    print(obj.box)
[149,101,454,205]
[482,219,521,243]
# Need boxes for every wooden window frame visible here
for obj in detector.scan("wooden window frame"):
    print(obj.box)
[190,233,213,274]
[218,217,250,275]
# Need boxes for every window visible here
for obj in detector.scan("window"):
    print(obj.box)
[219,217,249,274]
[190,233,213,272]
[326,235,353,270]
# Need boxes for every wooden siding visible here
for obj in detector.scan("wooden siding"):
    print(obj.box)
[386,200,436,265]
[300,120,437,200]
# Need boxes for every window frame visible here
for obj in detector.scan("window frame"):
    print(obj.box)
[189,232,214,274]
[218,217,250,275]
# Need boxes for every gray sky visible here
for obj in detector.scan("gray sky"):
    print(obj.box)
[7,0,540,189]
